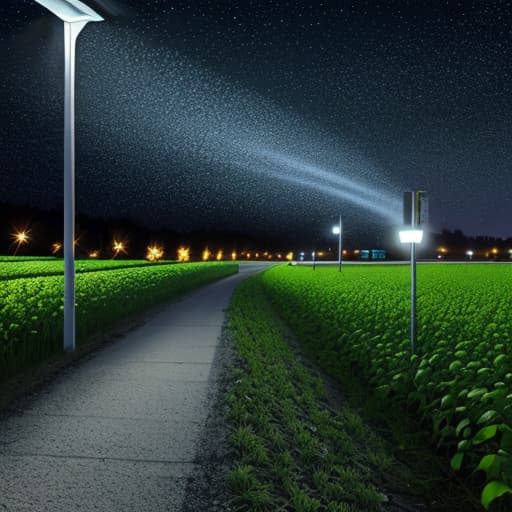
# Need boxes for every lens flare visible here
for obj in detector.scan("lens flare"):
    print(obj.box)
[113,240,127,257]
[11,230,30,255]
[146,245,164,262]
[177,246,190,262]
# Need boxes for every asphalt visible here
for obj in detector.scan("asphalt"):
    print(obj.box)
[0,263,270,512]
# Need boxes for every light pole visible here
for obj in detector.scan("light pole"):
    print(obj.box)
[33,0,103,352]
[466,250,473,262]
[399,190,427,354]
[332,216,342,272]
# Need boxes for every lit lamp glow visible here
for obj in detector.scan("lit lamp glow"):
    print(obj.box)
[52,242,63,254]
[146,245,164,262]
[177,246,190,262]
[399,229,424,244]
[12,230,30,255]
[113,240,126,257]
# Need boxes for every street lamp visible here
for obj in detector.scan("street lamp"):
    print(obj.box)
[332,215,342,272]
[33,0,103,352]
[399,191,428,354]
[466,250,474,262]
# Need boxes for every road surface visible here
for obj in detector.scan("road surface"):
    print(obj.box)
[0,263,269,512]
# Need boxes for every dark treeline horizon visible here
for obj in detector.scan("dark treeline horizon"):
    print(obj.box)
[1,202,511,261]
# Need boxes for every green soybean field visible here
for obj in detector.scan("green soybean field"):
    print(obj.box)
[0,261,237,380]
[0,258,178,280]
[261,264,512,511]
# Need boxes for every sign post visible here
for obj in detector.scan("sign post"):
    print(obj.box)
[400,191,428,353]
[332,216,343,272]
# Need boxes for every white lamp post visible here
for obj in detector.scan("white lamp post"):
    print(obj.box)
[332,216,342,272]
[466,250,474,262]
[33,0,103,352]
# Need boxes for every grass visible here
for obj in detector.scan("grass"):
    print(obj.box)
[225,273,430,512]
[258,264,512,511]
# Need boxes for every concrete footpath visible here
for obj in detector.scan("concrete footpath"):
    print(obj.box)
[0,263,268,511]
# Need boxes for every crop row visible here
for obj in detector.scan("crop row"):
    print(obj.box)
[0,255,57,262]
[0,258,177,281]
[226,275,398,511]
[0,262,237,380]
[261,264,512,510]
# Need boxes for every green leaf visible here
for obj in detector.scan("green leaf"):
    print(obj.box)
[473,425,498,445]
[449,360,463,371]
[494,354,507,366]
[458,439,471,451]
[467,388,488,399]
[477,454,497,472]
[477,410,499,425]
[441,394,454,409]
[456,418,471,437]
[476,454,504,480]
[481,480,512,510]
[451,452,464,471]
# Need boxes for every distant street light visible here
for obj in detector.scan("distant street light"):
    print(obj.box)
[12,230,30,255]
[33,0,104,352]
[466,250,474,262]
[332,215,343,272]
[113,240,126,257]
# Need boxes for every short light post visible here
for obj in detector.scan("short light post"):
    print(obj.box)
[312,251,316,271]
[33,0,104,352]
[400,191,428,354]
[466,250,474,262]
[332,216,342,272]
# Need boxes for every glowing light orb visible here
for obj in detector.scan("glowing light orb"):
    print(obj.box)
[231,251,237,260]
[177,246,190,262]
[216,250,223,261]
[88,250,99,258]
[13,231,29,244]
[52,242,63,254]
[286,252,293,261]
[146,245,164,262]
[202,248,211,261]
[11,230,30,255]
[113,240,127,257]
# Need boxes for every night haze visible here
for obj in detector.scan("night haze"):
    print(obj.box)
[1,0,511,247]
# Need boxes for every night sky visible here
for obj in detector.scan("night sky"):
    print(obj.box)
[0,0,511,245]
